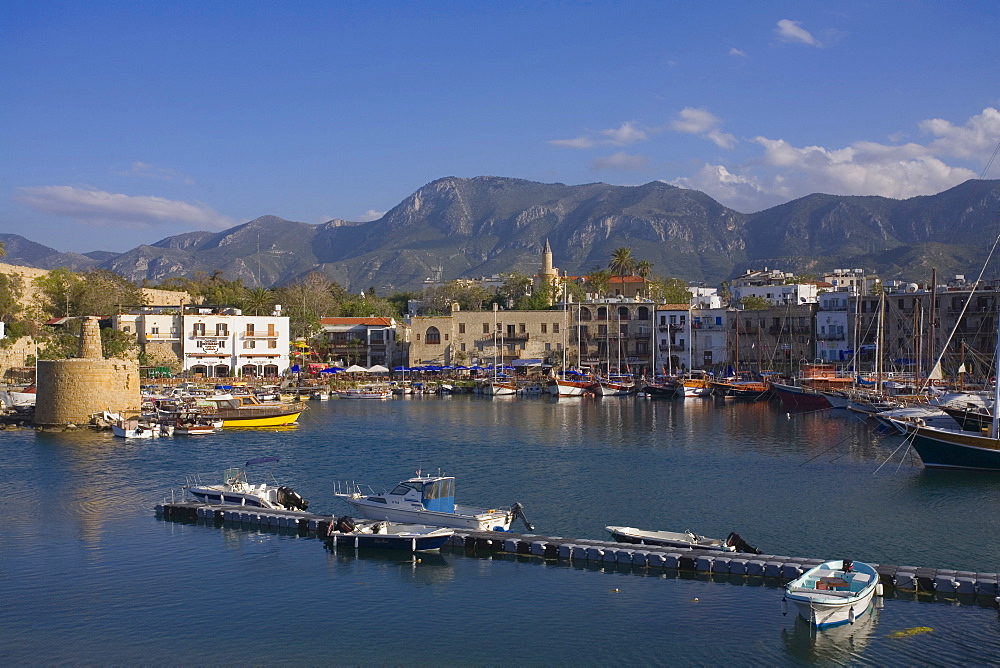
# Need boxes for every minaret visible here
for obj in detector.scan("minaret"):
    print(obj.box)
[542,239,554,277]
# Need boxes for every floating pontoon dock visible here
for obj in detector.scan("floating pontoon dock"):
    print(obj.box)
[155,502,998,605]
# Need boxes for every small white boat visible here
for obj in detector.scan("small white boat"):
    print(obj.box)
[334,473,533,532]
[112,417,161,439]
[339,386,391,399]
[605,525,760,553]
[184,457,309,511]
[325,516,454,552]
[783,559,881,627]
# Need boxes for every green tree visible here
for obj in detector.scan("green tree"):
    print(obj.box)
[273,272,345,340]
[0,272,24,323]
[71,269,143,316]
[33,267,79,317]
[740,295,771,310]
[586,269,611,298]
[497,273,533,307]
[649,277,691,304]
[0,240,6,257]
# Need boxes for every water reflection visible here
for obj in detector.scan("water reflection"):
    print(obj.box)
[781,604,881,664]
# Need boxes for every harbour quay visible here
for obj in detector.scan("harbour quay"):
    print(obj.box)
[155,501,999,607]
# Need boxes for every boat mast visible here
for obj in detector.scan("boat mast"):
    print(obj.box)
[993,309,999,440]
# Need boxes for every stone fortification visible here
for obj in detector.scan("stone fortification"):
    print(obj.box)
[34,317,140,427]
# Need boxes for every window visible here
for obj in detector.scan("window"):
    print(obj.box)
[545,343,551,351]
[541,323,547,334]
[244,340,256,349]
[459,323,466,334]
[246,323,255,336]
[483,323,490,334]
[193,323,205,336]
[151,326,159,335]
[519,323,526,334]
[216,323,228,336]
[553,323,560,334]
[268,339,277,349]
[460,343,466,351]
[445,333,449,341]
[425,327,441,344]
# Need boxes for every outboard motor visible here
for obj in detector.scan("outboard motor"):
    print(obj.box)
[335,515,356,533]
[510,502,534,532]
[843,559,853,573]
[276,486,309,511]
[726,532,762,555]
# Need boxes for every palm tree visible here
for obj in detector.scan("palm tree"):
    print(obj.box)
[241,286,274,316]
[608,247,637,296]
[636,260,653,298]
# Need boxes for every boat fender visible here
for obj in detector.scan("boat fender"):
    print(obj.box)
[875,582,884,597]
[848,606,856,624]
[781,596,787,616]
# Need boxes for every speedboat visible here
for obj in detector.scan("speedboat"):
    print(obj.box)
[782,559,881,627]
[112,417,166,438]
[325,516,454,552]
[184,457,309,511]
[605,525,760,553]
[338,386,392,399]
[334,473,533,532]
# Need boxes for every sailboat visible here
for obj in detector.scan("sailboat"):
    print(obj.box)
[483,303,517,396]
[548,297,596,396]
[596,304,636,396]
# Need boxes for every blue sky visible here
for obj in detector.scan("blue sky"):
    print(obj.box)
[4,1,999,253]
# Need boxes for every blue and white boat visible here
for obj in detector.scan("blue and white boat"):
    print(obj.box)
[325,516,453,552]
[782,559,881,627]
[334,473,533,532]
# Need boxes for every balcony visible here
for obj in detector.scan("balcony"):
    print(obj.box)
[659,343,685,351]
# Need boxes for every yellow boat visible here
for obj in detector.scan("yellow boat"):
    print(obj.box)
[204,394,306,427]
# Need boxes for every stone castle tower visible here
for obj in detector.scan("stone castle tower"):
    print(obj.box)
[34,317,141,427]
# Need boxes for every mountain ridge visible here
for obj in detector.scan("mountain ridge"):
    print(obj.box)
[4,177,1000,291]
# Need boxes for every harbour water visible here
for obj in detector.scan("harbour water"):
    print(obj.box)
[3,395,1000,665]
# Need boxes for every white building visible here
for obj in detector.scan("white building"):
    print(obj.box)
[116,305,291,378]
[689,308,730,370]
[815,292,852,363]
[654,304,691,372]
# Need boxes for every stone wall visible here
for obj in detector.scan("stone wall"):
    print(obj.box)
[34,358,141,425]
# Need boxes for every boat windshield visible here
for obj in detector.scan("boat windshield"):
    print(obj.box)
[390,483,417,495]
[225,468,248,485]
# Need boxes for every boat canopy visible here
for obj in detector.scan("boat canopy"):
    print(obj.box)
[390,476,456,513]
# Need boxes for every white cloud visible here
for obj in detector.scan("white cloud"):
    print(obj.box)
[921,107,1000,161]
[593,152,649,171]
[549,121,649,149]
[775,19,822,47]
[15,185,235,230]
[357,209,385,222]
[122,161,195,185]
[670,108,737,148]
[729,47,746,57]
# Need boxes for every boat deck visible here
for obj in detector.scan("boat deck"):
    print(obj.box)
[155,502,999,606]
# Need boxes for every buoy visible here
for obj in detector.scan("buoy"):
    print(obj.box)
[781,597,787,616]
[848,607,856,624]
[692,597,699,602]
[612,588,619,593]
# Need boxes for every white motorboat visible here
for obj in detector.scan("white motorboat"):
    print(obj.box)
[184,457,309,511]
[782,559,881,628]
[338,386,391,399]
[112,417,165,439]
[334,473,533,532]
[605,525,760,553]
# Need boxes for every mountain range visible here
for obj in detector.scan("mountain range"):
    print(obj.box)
[4,176,1000,292]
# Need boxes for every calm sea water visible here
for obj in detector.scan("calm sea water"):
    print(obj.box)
[2,395,1000,665]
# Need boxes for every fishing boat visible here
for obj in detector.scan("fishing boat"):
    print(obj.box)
[112,417,162,439]
[595,374,636,396]
[334,473,533,532]
[547,371,597,397]
[184,457,309,511]
[481,377,518,396]
[710,376,772,399]
[678,371,713,397]
[325,516,454,552]
[605,526,760,553]
[640,377,680,398]
[782,559,881,627]
[202,394,305,426]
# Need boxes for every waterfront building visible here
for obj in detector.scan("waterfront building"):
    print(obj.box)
[577,298,655,375]
[689,307,730,371]
[407,303,569,369]
[115,305,290,378]
[654,304,691,372]
[816,290,852,363]
[317,317,401,367]
[726,303,817,374]
[730,268,819,306]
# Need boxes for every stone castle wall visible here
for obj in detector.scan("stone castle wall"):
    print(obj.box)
[34,358,141,425]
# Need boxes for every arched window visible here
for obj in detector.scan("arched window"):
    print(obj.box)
[579,307,592,321]
[241,364,258,377]
[618,306,630,321]
[637,306,650,320]
[425,327,441,344]
[214,365,231,377]
[597,307,608,320]
[263,364,279,377]
[190,365,208,376]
